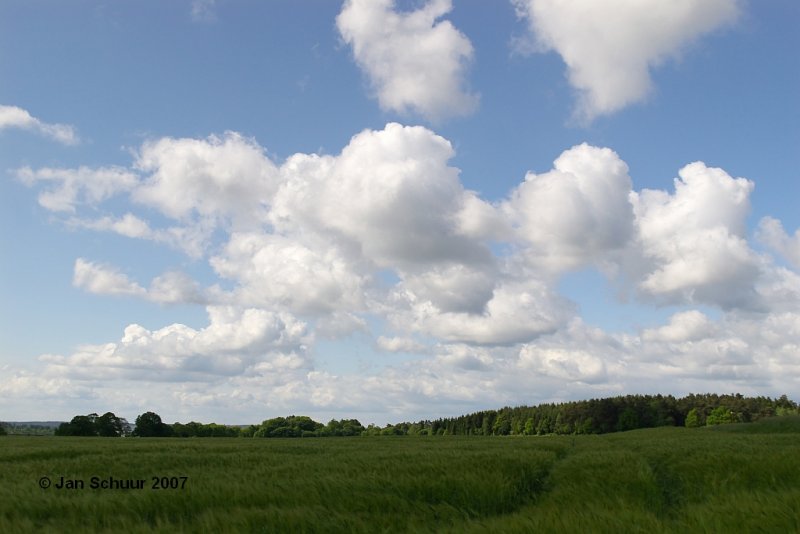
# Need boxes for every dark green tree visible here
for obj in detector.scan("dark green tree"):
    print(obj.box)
[616,407,640,432]
[240,425,259,438]
[523,418,534,435]
[706,406,735,426]
[96,412,129,437]
[323,418,365,436]
[56,414,98,436]
[685,408,701,428]
[133,411,171,437]
[493,410,512,435]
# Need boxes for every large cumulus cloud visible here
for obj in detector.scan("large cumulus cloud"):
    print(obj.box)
[504,143,635,273]
[337,0,478,121]
[630,162,760,308]
[12,122,800,423]
[40,306,310,382]
[512,0,741,120]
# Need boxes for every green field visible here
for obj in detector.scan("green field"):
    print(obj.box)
[2,417,799,533]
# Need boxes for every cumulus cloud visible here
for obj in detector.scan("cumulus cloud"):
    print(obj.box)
[519,346,606,384]
[0,104,79,145]
[16,166,138,213]
[0,371,95,400]
[16,122,800,423]
[70,213,153,239]
[513,0,741,120]
[630,162,760,308]
[754,266,800,313]
[148,271,207,305]
[626,311,774,384]
[14,306,800,424]
[391,278,574,345]
[757,216,800,269]
[73,258,146,297]
[435,344,495,371]
[133,132,278,224]
[273,123,494,269]
[505,143,635,272]
[314,312,368,339]
[210,232,367,315]
[400,264,497,314]
[24,126,788,345]
[74,258,206,304]
[66,214,211,259]
[641,310,717,342]
[31,123,504,330]
[337,0,478,121]
[42,306,310,381]
[376,336,429,354]
[206,123,505,332]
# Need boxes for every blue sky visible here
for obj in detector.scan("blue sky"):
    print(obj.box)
[1,0,799,425]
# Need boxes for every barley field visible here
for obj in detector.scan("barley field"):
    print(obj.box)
[2,417,799,533]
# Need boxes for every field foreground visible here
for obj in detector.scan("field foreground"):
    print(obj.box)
[2,417,799,533]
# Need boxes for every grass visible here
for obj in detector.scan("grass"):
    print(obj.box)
[1,417,799,532]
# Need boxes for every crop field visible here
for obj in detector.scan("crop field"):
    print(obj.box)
[2,417,799,533]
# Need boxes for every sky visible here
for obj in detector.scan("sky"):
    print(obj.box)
[1,0,799,426]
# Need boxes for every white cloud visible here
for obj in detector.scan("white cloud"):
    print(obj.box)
[754,265,800,312]
[16,166,138,213]
[71,213,153,239]
[67,214,216,260]
[519,346,606,383]
[513,0,741,121]
[391,278,574,345]
[0,371,95,400]
[26,123,502,324]
[456,192,510,241]
[400,264,497,314]
[0,104,79,145]
[273,123,494,269]
[42,306,310,381]
[73,259,206,304]
[22,127,783,325]
[210,232,367,315]
[641,310,716,342]
[148,271,207,305]
[13,306,800,424]
[435,344,495,371]
[505,143,635,273]
[337,0,478,121]
[205,124,503,325]
[376,336,428,353]
[16,122,800,424]
[133,132,278,225]
[26,127,787,348]
[73,258,146,297]
[314,312,368,339]
[630,162,760,308]
[756,216,800,269]
[624,311,780,384]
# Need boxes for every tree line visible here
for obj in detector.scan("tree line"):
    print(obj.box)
[28,393,800,439]
[406,393,799,436]
[54,412,131,437]
[52,411,241,438]
[49,412,371,438]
